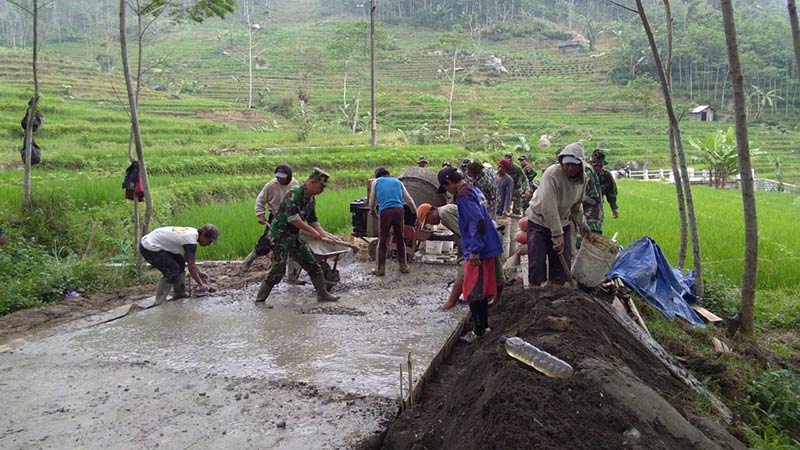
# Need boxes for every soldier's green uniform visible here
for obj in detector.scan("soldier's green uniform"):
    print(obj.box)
[596,168,618,212]
[508,162,530,215]
[591,149,619,217]
[471,166,498,218]
[265,184,322,285]
[582,165,604,233]
[523,166,537,188]
[255,168,339,303]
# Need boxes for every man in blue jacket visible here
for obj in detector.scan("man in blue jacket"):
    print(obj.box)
[438,167,503,343]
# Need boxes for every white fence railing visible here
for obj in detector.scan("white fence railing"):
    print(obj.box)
[616,168,797,193]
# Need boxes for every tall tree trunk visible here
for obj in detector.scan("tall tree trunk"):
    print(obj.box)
[342,61,349,110]
[447,48,457,139]
[130,0,147,260]
[720,0,757,338]
[247,9,253,109]
[120,0,153,236]
[370,0,377,146]
[791,0,800,81]
[352,75,361,133]
[669,127,689,268]
[22,0,39,210]
[660,0,688,268]
[633,0,704,296]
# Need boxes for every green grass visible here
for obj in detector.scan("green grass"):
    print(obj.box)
[170,178,800,297]
[3,12,800,317]
[171,187,365,260]
[613,181,800,291]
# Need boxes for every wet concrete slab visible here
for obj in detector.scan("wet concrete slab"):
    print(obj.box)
[0,262,466,450]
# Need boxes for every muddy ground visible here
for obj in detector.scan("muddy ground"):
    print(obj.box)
[379,285,748,450]
[0,261,269,346]
[0,260,466,450]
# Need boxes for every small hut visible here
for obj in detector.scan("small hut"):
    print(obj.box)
[690,105,716,122]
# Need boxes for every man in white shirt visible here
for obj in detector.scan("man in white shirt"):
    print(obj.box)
[140,224,219,304]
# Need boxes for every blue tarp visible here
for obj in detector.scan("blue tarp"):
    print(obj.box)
[607,236,704,326]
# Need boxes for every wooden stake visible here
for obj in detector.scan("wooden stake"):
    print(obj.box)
[407,352,413,409]
[399,363,405,412]
[627,297,650,336]
[82,222,98,259]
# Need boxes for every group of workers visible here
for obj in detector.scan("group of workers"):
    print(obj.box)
[414,142,619,341]
[140,167,340,305]
[416,152,537,217]
[139,142,619,345]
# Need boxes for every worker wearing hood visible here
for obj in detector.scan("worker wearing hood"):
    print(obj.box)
[525,142,591,286]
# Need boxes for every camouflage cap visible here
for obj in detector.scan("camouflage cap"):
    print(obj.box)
[309,167,330,186]
[591,149,608,165]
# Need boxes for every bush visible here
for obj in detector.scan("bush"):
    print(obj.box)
[700,272,741,319]
[270,96,296,119]
[485,17,571,41]
[744,369,800,445]
[0,238,128,315]
[10,191,78,254]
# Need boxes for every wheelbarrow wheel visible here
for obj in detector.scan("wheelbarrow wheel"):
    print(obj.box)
[368,240,378,262]
[320,261,340,291]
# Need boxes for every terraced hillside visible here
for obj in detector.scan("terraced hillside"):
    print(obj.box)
[3,14,796,182]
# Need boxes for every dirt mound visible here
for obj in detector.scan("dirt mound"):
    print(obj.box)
[379,285,746,450]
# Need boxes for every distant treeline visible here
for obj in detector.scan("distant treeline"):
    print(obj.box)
[1,0,798,114]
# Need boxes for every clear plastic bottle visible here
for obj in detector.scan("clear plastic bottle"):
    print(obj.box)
[499,336,573,378]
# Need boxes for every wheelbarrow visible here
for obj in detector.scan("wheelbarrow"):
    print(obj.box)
[306,238,358,291]
[353,205,417,262]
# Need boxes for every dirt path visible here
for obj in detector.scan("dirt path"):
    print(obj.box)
[0,261,466,450]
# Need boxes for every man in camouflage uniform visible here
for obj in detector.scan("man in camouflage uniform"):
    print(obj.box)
[503,152,530,215]
[255,168,340,303]
[590,149,619,222]
[518,155,538,194]
[466,160,498,219]
[582,163,604,234]
[459,158,471,178]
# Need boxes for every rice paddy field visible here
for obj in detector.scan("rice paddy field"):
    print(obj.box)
[1,13,799,321]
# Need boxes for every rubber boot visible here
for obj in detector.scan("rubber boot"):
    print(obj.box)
[311,272,339,302]
[240,250,258,273]
[285,262,306,285]
[372,248,386,276]
[255,279,276,303]
[171,273,189,300]
[154,279,172,305]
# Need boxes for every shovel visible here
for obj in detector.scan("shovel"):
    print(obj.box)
[557,251,578,289]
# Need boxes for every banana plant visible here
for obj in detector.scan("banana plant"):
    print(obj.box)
[689,127,761,188]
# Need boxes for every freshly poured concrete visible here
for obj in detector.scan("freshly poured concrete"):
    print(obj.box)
[0,262,465,450]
